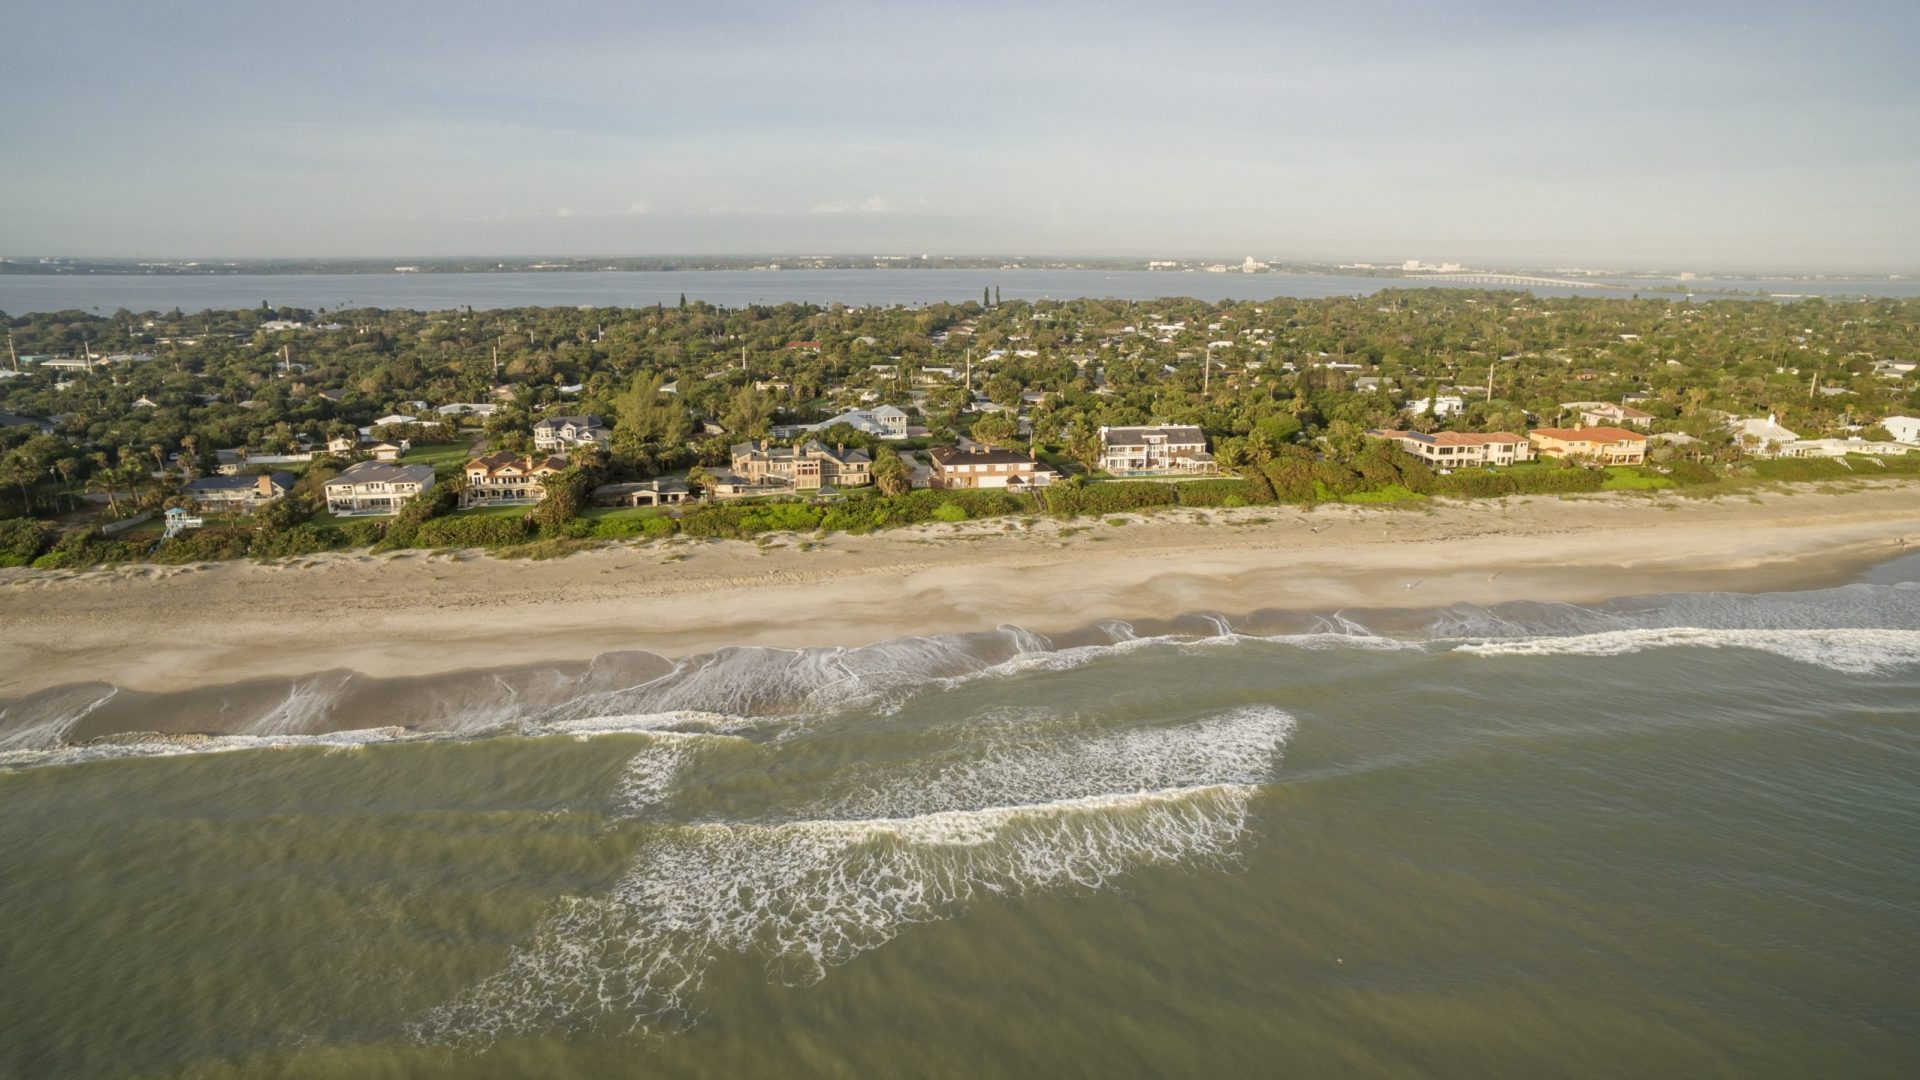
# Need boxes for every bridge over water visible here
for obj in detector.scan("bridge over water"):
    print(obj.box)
[1403,273,1626,290]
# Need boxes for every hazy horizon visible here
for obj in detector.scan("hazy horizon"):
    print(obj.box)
[5,1,1917,273]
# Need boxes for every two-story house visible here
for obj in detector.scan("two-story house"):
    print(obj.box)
[1528,426,1650,465]
[461,452,567,506]
[927,446,1056,490]
[323,461,436,515]
[1097,425,1213,474]
[729,440,872,491]
[1370,430,1534,467]
[532,415,611,451]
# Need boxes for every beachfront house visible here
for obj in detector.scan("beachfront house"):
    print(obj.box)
[927,446,1056,491]
[323,461,436,516]
[730,439,872,491]
[1369,429,1534,467]
[461,452,567,507]
[181,472,294,514]
[532,414,611,451]
[1096,425,1215,475]
[591,478,692,508]
[1878,416,1920,444]
[1527,426,1649,466]
[1562,401,1654,428]
[1730,414,1802,458]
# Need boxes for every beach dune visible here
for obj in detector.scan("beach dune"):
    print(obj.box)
[2,485,1916,700]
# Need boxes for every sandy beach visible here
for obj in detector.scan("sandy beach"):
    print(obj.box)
[2,482,1917,699]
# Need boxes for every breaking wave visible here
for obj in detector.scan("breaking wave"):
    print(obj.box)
[1452,627,1920,674]
[414,784,1258,1043]
[819,706,1294,819]
[610,731,753,816]
[414,707,1294,1043]
[0,712,756,772]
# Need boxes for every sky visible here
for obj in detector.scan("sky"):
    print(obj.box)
[3,0,1917,271]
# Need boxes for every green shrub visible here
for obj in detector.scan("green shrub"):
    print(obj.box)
[152,526,253,564]
[373,486,458,550]
[31,528,149,569]
[1663,461,1720,485]
[1434,469,1518,498]
[1507,463,1606,494]
[1174,479,1270,508]
[1341,483,1424,504]
[0,517,54,567]
[249,523,350,559]
[416,514,534,548]
[932,503,968,522]
[591,513,679,541]
[1748,457,1852,483]
[1042,481,1177,516]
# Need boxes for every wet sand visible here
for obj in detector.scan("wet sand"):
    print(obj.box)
[2,482,1916,699]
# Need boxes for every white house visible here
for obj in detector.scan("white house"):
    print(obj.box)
[1881,416,1920,444]
[1096,425,1214,474]
[532,415,611,451]
[794,405,910,440]
[323,461,436,515]
[1404,393,1466,419]
[1731,414,1802,457]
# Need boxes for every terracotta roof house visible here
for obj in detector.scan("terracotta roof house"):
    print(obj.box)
[1369,429,1534,467]
[461,452,567,506]
[729,439,872,490]
[1527,426,1649,466]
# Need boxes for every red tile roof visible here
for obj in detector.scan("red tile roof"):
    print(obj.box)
[1529,427,1648,443]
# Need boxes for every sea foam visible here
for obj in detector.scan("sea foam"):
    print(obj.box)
[414,707,1293,1042]
[1452,627,1920,674]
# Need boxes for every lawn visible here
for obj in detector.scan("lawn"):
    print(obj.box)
[1601,467,1674,491]
[583,506,669,521]
[447,503,534,519]
[399,442,477,475]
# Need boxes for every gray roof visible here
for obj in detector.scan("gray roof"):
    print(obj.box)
[533,414,605,430]
[0,411,54,432]
[185,471,293,495]
[324,461,435,487]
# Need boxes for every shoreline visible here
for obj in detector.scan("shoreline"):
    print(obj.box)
[3,483,1917,701]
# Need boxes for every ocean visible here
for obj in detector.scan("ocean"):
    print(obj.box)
[4,268,1919,315]
[3,558,1919,1077]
